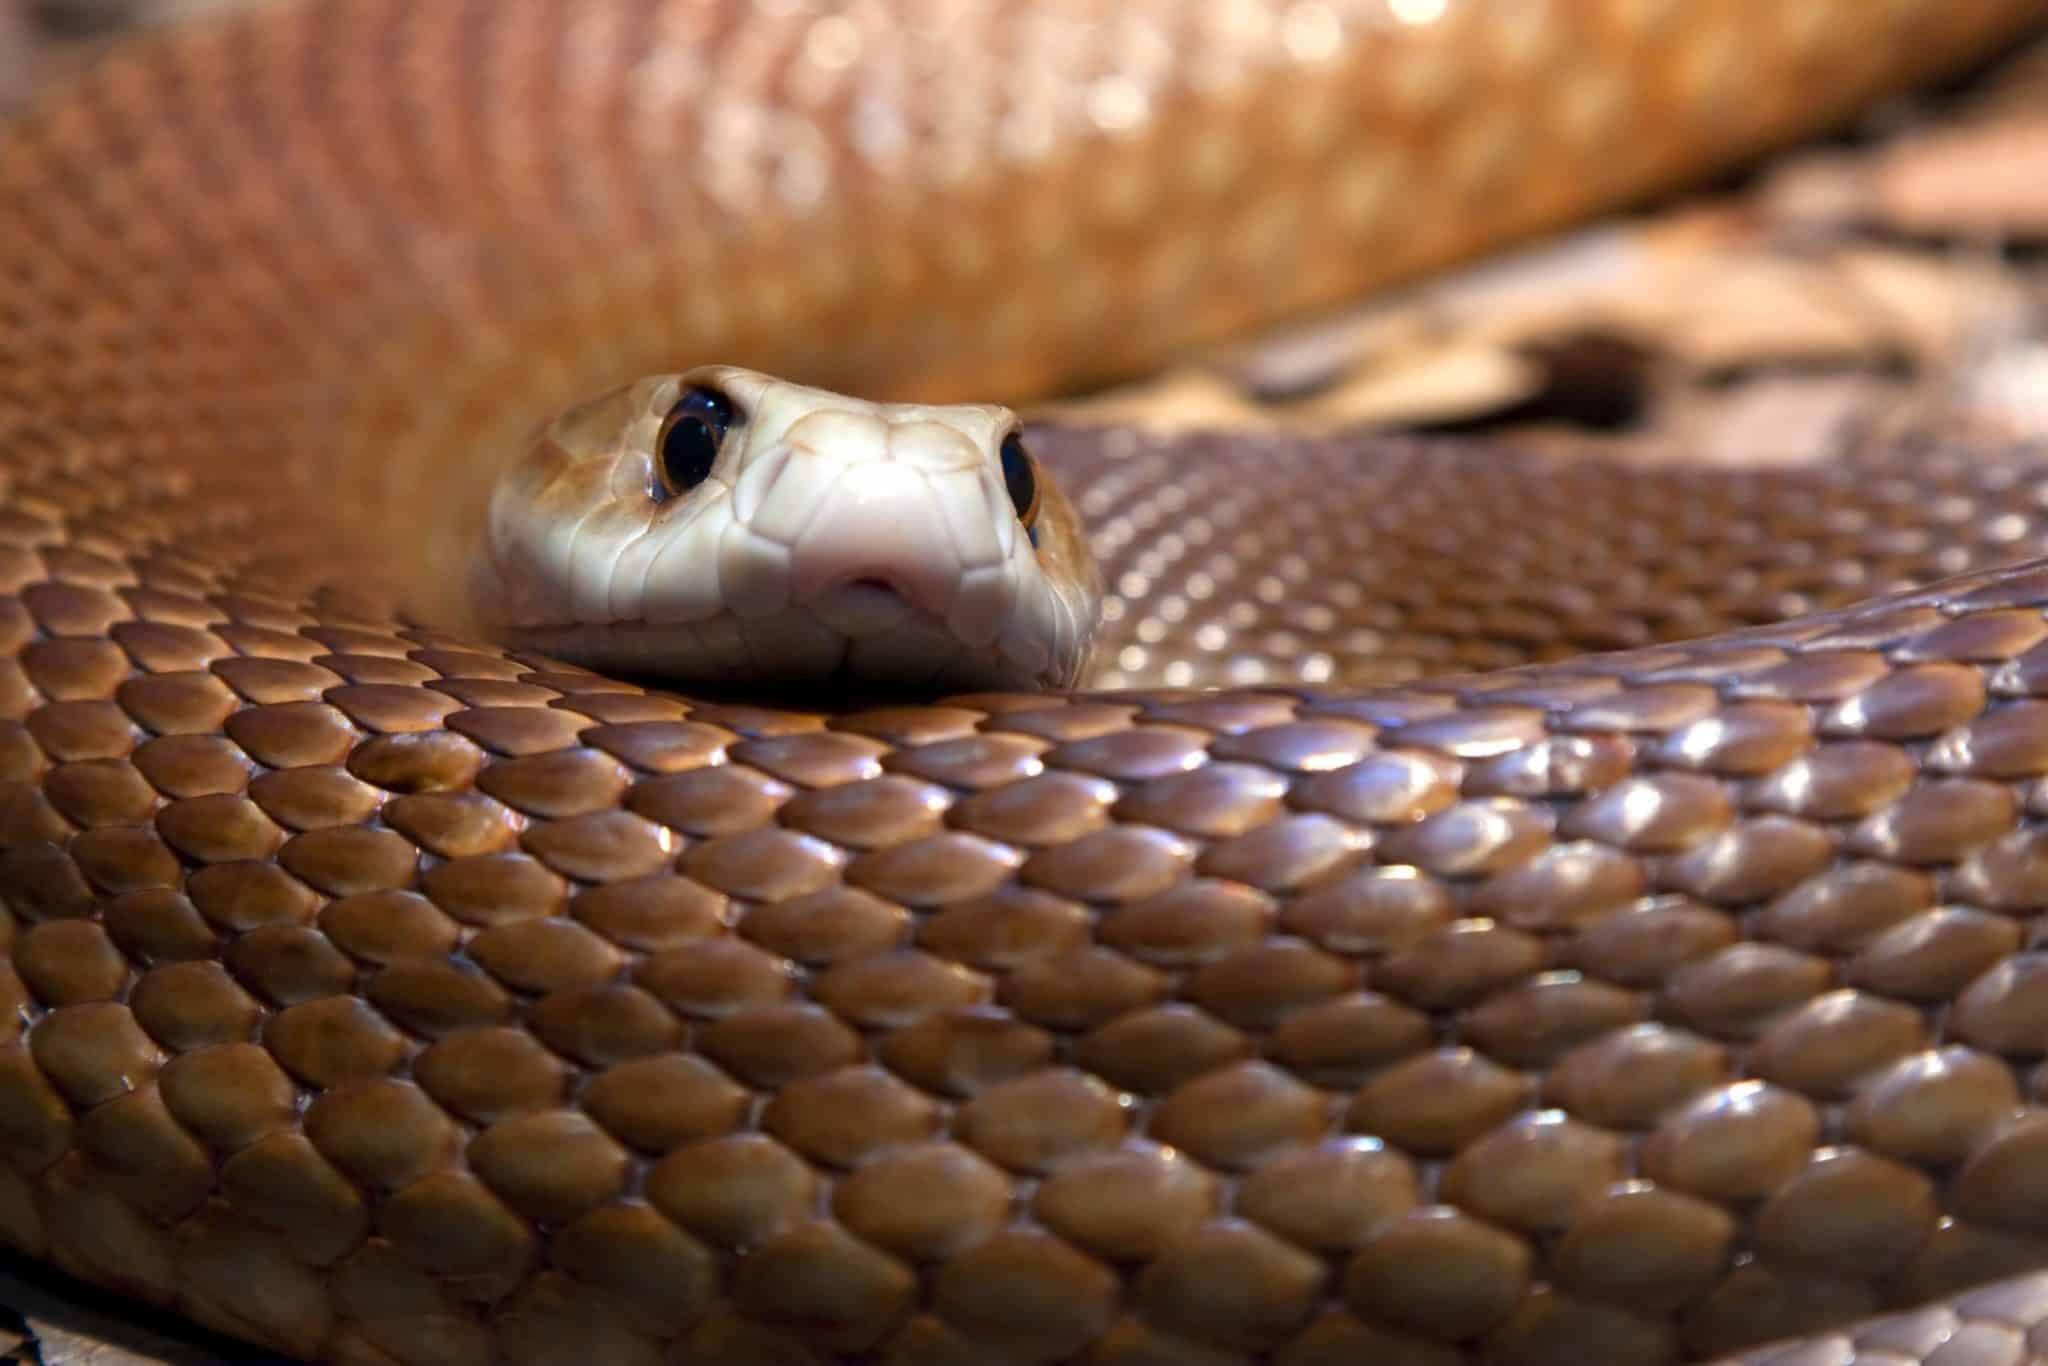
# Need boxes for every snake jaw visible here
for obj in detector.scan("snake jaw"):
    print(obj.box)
[470,365,1100,689]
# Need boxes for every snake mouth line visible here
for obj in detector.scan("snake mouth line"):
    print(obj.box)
[809,572,949,633]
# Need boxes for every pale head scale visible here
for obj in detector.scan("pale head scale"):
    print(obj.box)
[471,364,1102,691]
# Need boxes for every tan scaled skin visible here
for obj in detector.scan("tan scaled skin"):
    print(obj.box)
[0,3,2046,1366]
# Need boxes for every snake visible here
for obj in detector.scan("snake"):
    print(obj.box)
[12,1,2048,1363]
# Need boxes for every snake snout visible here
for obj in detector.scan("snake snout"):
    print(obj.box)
[743,411,1002,633]
[783,462,968,624]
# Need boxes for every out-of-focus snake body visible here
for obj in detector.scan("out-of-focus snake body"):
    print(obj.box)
[10,2,2048,1362]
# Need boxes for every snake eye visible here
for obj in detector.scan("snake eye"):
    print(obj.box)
[655,385,738,499]
[1000,431,1039,542]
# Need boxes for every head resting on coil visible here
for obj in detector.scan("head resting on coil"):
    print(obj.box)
[470,365,1101,691]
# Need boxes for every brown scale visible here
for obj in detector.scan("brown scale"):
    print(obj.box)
[20,437,2048,1366]
[11,1,2048,1365]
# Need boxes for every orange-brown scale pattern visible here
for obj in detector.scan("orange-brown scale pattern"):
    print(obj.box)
[16,423,2048,1363]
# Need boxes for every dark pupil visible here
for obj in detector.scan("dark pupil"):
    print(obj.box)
[1000,432,1036,521]
[662,387,733,492]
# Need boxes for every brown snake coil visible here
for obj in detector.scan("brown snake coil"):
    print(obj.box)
[11,2,2048,1363]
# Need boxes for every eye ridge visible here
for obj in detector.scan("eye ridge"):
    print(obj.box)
[1001,430,1040,544]
[655,385,740,500]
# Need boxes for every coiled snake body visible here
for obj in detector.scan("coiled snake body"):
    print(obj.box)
[8,2,2048,1362]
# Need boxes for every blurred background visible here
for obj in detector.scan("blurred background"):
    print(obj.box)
[9,0,2048,470]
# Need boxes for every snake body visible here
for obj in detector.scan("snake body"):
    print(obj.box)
[8,2,2048,1363]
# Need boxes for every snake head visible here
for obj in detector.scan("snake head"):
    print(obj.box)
[470,364,1102,691]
